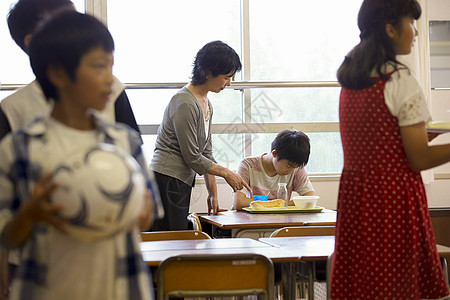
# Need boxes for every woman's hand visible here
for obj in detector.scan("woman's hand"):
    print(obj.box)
[224,170,252,193]
[206,194,227,215]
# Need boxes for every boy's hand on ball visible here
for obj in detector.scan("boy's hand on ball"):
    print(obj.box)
[22,173,68,233]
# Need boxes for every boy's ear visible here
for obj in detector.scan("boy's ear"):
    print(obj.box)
[23,34,33,50]
[271,149,277,158]
[385,23,396,39]
[47,65,70,88]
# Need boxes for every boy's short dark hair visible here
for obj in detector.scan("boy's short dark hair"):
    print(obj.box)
[29,11,114,101]
[191,40,242,85]
[7,0,74,53]
[271,130,311,167]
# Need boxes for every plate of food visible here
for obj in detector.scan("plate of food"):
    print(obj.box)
[243,199,324,213]
[426,121,450,133]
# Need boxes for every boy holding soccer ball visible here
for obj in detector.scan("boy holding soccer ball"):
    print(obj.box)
[0,11,154,300]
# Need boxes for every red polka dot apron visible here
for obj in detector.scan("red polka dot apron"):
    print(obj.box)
[330,75,450,299]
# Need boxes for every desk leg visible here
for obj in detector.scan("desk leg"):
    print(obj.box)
[307,262,315,300]
[280,262,296,300]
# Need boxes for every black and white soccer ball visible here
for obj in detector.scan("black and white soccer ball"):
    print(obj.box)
[50,143,146,242]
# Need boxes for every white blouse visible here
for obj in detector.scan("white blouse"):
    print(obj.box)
[383,67,431,127]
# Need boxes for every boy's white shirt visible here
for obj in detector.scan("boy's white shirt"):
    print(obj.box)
[0,77,123,266]
[0,76,123,131]
[0,116,150,299]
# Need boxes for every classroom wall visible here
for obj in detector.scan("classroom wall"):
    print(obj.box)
[188,0,450,214]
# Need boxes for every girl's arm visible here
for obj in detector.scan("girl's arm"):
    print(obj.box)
[400,122,450,171]
[232,191,253,211]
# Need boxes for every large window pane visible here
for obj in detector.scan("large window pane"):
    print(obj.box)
[250,87,340,123]
[0,0,85,85]
[208,89,243,124]
[125,89,174,125]
[211,132,343,174]
[126,87,242,128]
[212,133,245,171]
[249,0,362,81]
[108,0,241,83]
[251,132,343,174]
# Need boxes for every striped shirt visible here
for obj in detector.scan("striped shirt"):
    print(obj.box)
[0,114,155,300]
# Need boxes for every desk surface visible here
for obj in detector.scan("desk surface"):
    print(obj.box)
[437,244,450,255]
[140,237,269,251]
[260,236,450,261]
[260,236,335,261]
[140,238,300,266]
[198,209,337,230]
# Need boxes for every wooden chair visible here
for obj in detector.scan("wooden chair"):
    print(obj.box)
[187,212,202,231]
[270,226,335,300]
[140,230,211,241]
[155,253,275,300]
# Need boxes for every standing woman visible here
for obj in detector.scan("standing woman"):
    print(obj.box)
[151,41,251,231]
[331,0,450,299]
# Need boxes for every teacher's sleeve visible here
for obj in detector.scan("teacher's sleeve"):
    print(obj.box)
[172,102,213,175]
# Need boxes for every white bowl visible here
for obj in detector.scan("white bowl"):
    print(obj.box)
[291,195,320,209]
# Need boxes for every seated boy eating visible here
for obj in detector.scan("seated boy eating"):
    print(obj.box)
[233,130,315,210]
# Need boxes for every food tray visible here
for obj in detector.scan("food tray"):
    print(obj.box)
[426,121,450,133]
[242,206,324,214]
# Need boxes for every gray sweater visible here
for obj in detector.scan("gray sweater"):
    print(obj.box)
[151,87,216,186]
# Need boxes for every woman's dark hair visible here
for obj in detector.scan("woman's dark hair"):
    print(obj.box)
[191,40,242,85]
[271,130,310,167]
[29,11,114,101]
[337,0,421,90]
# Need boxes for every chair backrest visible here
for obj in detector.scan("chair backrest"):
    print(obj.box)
[140,230,211,241]
[187,213,202,231]
[155,254,274,300]
[270,226,335,238]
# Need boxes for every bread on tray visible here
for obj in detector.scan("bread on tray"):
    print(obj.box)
[249,199,286,208]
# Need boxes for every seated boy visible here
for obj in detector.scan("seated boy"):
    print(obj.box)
[233,129,315,210]
[0,11,154,299]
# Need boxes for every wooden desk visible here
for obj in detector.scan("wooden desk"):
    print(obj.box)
[140,238,300,300]
[259,236,450,300]
[260,236,335,261]
[140,238,300,267]
[260,236,334,300]
[437,244,450,256]
[198,209,337,238]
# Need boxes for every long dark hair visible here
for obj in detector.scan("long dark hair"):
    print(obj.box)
[337,0,421,90]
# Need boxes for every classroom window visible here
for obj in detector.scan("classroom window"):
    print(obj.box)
[1,0,363,175]
[108,0,362,174]
[0,0,85,96]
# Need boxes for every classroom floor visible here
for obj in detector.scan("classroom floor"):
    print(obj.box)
[311,282,327,299]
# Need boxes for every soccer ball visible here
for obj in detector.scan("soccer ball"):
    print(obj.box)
[50,143,146,242]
